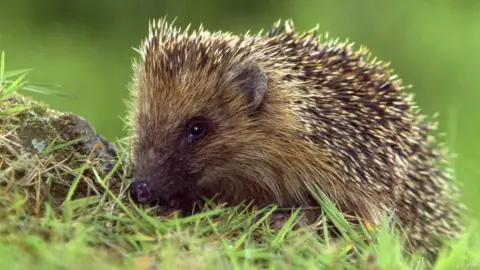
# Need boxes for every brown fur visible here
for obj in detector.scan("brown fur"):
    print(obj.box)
[127,19,465,263]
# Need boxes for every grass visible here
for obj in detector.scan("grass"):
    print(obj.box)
[1,51,479,270]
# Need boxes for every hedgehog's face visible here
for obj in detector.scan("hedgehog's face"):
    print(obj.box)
[129,57,273,214]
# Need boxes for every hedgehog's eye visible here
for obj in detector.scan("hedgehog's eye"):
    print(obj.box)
[186,119,207,143]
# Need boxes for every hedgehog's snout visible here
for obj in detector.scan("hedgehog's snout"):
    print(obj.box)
[129,179,153,204]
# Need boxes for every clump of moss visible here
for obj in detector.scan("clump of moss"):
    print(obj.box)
[0,92,129,217]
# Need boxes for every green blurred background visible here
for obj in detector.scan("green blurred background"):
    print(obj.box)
[1,0,479,219]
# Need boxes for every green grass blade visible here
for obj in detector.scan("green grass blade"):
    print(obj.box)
[3,68,31,78]
[0,51,5,84]
[1,74,27,100]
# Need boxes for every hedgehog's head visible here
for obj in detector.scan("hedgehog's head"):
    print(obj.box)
[127,20,307,214]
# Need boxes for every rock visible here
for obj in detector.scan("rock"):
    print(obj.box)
[0,93,129,216]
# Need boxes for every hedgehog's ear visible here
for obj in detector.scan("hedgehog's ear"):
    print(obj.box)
[225,59,267,111]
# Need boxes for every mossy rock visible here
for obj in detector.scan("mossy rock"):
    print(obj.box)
[0,93,130,217]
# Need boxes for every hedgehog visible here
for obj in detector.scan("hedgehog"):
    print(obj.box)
[126,18,465,262]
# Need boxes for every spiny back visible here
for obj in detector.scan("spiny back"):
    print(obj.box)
[265,19,465,259]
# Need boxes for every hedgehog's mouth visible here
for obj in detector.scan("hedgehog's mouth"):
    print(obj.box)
[149,193,202,216]
[146,198,176,215]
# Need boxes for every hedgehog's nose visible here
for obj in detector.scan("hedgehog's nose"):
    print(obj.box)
[129,180,152,204]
